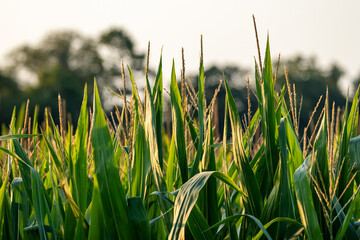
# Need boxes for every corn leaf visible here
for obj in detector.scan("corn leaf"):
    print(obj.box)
[293,159,323,240]
[225,78,263,218]
[145,74,167,192]
[166,136,177,192]
[73,84,88,213]
[88,178,105,240]
[202,117,219,229]
[190,57,205,177]
[152,52,164,169]
[0,176,9,239]
[337,87,359,206]
[0,134,39,141]
[170,60,188,184]
[350,135,360,184]
[278,118,296,237]
[127,197,150,240]
[169,171,244,239]
[91,79,133,239]
[128,67,151,199]
[257,36,279,196]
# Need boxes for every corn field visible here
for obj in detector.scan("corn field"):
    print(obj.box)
[0,34,360,240]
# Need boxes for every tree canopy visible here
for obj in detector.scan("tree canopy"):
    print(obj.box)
[1,28,145,125]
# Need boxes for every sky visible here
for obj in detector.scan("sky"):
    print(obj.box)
[1,0,360,90]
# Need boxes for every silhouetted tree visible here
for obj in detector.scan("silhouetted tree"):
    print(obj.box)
[352,72,360,95]
[4,28,145,125]
[100,28,145,72]
[0,70,22,124]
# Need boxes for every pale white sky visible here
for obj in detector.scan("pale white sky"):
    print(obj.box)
[1,0,360,88]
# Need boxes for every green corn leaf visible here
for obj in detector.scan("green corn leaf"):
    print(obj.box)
[283,113,303,185]
[145,74,167,192]
[152,52,164,169]
[310,110,329,188]
[166,136,177,192]
[0,176,9,239]
[8,106,16,134]
[42,136,65,182]
[253,217,303,240]
[1,182,12,240]
[73,84,88,214]
[15,102,26,133]
[11,178,29,240]
[259,182,280,237]
[88,178,104,240]
[128,66,144,120]
[278,118,296,237]
[186,204,213,240]
[12,138,58,239]
[221,111,239,240]
[127,197,150,240]
[350,135,360,184]
[309,111,329,232]
[129,65,168,236]
[147,191,175,206]
[222,89,229,172]
[0,134,39,141]
[337,87,359,206]
[170,60,188,184]
[205,213,279,240]
[130,118,150,198]
[244,109,261,155]
[349,88,360,180]
[91,79,134,239]
[185,113,199,147]
[149,207,174,227]
[257,36,279,196]
[201,116,219,229]
[293,159,323,240]
[61,174,89,239]
[334,187,360,240]
[72,85,88,240]
[145,75,173,233]
[12,139,32,197]
[63,201,77,240]
[224,78,263,218]
[169,171,245,239]
[31,169,57,240]
[128,66,151,199]
[203,214,241,234]
[30,105,39,165]
[48,113,68,168]
[190,57,205,177]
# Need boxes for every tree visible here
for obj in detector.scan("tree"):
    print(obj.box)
[352,71,360,95]
[0,70,22,124]
[99,28,145,72]
[4,28,145,125]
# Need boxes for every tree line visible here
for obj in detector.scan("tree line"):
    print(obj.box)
[0,28,358,131]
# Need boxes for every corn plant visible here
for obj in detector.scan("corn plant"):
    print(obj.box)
[0,32,360,240]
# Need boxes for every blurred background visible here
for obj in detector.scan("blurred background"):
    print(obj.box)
[1,0,360,132]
